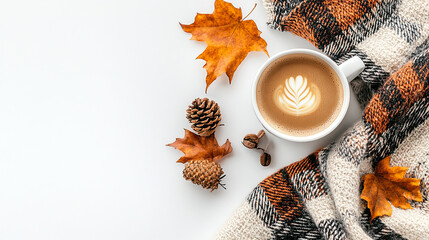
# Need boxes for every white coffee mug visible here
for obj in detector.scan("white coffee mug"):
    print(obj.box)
[252,49,365,142]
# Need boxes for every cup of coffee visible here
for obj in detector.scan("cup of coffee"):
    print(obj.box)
[252,49,365,142]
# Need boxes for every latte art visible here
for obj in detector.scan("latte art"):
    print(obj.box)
[256,53,343,137]
[274,75,320,115]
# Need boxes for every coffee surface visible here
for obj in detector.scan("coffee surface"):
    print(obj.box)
[256,54,343,137]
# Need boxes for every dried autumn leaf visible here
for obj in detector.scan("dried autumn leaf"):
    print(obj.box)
[180,0,268,92]
[361,156,422,221]
[167,129,232,163]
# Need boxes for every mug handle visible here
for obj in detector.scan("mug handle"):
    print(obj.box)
[338,56,365,82]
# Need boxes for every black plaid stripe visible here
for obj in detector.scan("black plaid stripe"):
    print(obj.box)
[270,0,305,30]
[293,0,344,48]
[367,96,429,163]
[337,122,369,165]
[336,49,391,108]
[387,15,422,43]
[323,0,401,59]
[270,210,322,239]
[350,77,376,109]
[366,51,429,162]
[318,219,347,240]
[318,144,334,179]
[412,49,429,83]
[379,83,406,115]
[336,49,390,87]
[247,186,280,227]
[285,151,320,177]
[411,37,429,59]
[290,168,330,200]
[360,208,407,240]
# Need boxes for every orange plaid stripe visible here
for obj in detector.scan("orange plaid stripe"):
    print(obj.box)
[364,94,390,133]
[322,0,380,30]
[394,62,428,103]
[365,59,429,134]
[285,151,320,177]
[283,11,318,45]
[259,169,304,220]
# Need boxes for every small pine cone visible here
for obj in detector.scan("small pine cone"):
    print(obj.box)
[183,160,225,191]
[186,98,221,136]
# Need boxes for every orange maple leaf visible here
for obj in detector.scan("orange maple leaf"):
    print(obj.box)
[180,0,269,92]
[361,156,423,221]
[166,129,232,163]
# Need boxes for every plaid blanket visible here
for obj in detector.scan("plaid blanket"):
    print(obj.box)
[216,0,429,239]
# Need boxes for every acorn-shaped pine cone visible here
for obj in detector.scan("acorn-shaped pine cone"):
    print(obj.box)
[183,160,225,191]
[186,98,221,136]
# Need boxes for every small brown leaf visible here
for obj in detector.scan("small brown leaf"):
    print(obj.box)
[180,0,268,92]
[167,129,232,163]
[361,156,423,221]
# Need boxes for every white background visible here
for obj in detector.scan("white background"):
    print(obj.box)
[0,0,362,239]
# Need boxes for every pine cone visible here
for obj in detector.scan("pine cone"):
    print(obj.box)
[186,98,221,136]
[183,160,225,191]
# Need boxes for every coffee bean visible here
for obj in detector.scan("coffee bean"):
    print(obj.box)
[242,134,259,149]
[260,152,271,166]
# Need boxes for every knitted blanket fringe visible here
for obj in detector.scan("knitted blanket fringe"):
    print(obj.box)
[216,0,429,239]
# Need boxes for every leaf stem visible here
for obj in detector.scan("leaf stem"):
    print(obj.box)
[256,147,266,152]
[226,3,257,48]
[242,3,257,21]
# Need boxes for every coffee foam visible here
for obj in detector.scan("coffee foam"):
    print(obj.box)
[256,54,343,137]
[274,75,321,116]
